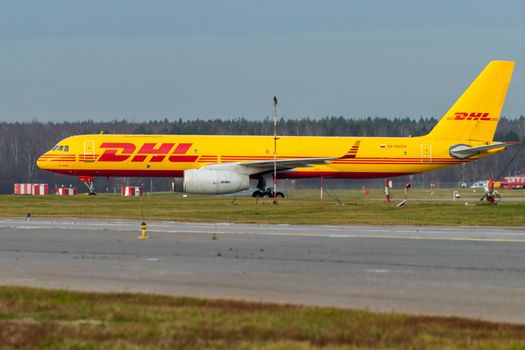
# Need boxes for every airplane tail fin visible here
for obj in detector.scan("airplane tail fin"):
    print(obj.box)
[427,61,514,143]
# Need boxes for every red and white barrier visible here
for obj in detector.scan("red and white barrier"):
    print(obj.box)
[14,183,32,195]
[56,187,78,196]
[32,184,49,195]
[14,183,49,195]
[121,186,143,197]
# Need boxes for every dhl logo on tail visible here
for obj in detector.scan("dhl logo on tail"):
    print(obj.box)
[447,112,497,121]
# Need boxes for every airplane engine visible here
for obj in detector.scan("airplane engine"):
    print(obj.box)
[174,168,250,195]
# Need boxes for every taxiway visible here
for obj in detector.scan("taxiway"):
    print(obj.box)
[1,218,524,323]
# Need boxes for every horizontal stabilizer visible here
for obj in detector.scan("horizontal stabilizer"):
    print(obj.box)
[449,142,516,159]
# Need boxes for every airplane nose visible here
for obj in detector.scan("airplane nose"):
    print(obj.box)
[36,154,47,169]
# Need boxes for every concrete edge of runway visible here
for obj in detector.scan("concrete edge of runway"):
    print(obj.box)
[1,215,525,230]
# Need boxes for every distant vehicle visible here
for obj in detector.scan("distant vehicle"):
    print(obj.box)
[37,61,516,196]
[498,174,525,189]
[470,181,489,189]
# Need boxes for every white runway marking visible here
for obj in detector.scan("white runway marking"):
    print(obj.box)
[367,269,390,274]
[2,218,525,243]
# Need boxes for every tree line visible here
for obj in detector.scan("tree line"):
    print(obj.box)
[0,116,523,194]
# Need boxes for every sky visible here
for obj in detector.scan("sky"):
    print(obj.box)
[0,0,524,122]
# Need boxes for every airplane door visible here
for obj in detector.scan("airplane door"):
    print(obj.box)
[420,144,432,163]
[83,140,96,162]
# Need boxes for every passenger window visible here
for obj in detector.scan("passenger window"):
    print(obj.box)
[64,146,69,152]
[59,146,64,151]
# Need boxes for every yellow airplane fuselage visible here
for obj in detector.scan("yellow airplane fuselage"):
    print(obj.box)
[36,133,486,179]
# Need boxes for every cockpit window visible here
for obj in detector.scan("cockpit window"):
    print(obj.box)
[51,144,69,152]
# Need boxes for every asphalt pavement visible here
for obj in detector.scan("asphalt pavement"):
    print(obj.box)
[1,217,524,323]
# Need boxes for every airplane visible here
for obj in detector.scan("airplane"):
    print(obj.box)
[37,60,515,196]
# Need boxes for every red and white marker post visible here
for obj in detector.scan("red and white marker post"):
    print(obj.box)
[384,179,390,204]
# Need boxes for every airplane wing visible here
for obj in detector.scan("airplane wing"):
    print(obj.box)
[204,141,361,175]
[238,157,336,169]
[205,157,337,175]
[449,141,517,159]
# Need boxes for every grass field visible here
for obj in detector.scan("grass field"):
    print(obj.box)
[0,188,524,226]
[0,286,524,350]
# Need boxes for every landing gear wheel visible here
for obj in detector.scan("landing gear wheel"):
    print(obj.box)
[253,187,285,199]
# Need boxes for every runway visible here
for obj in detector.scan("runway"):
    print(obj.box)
[1,217,524,323]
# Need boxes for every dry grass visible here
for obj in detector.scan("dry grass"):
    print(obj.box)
[0,286,524,349]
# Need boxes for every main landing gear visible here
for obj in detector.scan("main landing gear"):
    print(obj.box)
[78,176,97,195]
[251,176,285,198]
[252,188,285,198]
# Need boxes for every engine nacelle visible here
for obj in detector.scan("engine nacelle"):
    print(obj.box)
[174,168,250,194]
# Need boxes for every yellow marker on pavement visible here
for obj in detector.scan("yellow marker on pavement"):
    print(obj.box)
[138,222,149,239]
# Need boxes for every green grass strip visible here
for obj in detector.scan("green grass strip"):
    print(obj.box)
[0,286,524,349]
[1,188,524,226]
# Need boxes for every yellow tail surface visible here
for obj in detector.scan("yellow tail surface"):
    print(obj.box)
[427,60,515,143]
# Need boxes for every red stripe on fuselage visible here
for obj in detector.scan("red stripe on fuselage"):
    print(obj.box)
[48,169,185,177]
[168,155,198,162]
[279,171,416,179]
[46,168,414,179]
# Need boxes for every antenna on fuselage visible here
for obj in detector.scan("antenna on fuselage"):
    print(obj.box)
[273,96,278,205]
